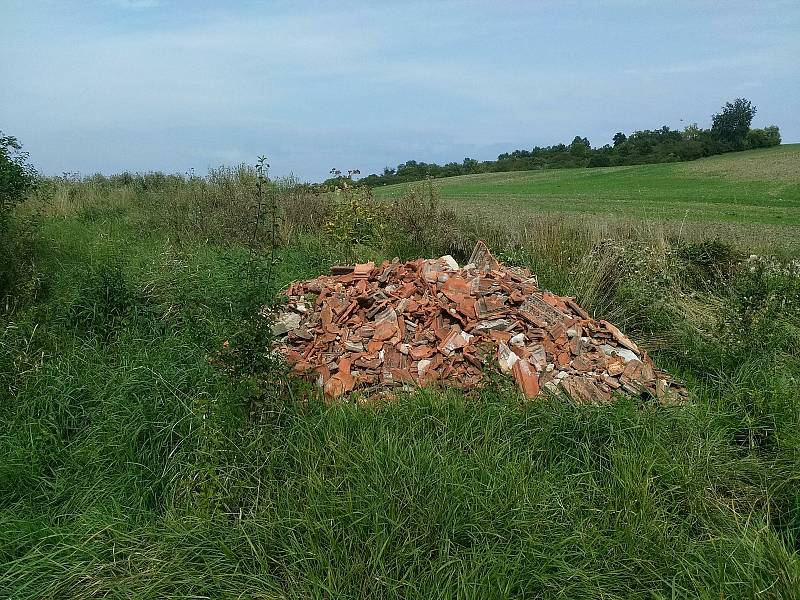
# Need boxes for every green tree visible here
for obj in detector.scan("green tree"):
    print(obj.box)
[462,157,479,173]
[763,125,781,146]
[711,98,756,150]
[682,123,701,141]
[1,132,37,216]
[612,132,627,147]
[746,125,781,149]
[569,136,591,157]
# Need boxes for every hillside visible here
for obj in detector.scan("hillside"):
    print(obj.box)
[374,145,800,232]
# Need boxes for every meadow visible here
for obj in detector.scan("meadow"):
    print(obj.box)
[1,149,799,598]
[375,144,800,253]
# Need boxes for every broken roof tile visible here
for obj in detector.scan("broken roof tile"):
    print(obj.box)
[275,241,687,405]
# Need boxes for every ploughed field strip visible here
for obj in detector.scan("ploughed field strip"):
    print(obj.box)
[273,242,688,404]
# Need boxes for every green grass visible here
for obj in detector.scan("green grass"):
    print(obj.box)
[1,172,800,597]
[375,145,800,247]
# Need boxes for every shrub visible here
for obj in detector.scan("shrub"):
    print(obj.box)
[161,164,264,247]
[677,239,739,288]
[0,132,37,212]
[322,180,386,258]
[276,179,330,245]
[384,180,461,259]
[712,263,800,371]
[587,155,611,168]
[0,132,39,300]
[746,126,782,149]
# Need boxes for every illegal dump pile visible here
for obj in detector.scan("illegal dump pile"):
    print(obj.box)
[274,242,688,404]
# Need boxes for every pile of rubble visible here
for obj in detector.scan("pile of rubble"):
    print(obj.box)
[273,242,687,404]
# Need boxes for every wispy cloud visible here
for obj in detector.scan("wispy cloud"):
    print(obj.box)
[623,42,800,77]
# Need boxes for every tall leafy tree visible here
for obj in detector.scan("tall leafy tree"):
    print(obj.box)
[569,136,591,157]
[711,98,756,149]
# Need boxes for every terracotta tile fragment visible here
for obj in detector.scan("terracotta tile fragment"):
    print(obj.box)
[489,330,513,343]
[373,321,398,342]
[600,320,640,355]
[330,265,355,275]
[468,240,500,271]
[512,359,540,398]
[390,368,415,384]
[566,298,590,320]
[321,304,333,327]
[352,261,375,279]
[607,360,625,376]
[410,345,435,360]
[571,356,592,372]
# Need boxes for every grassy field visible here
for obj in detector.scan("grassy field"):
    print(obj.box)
[375,145,800,251]
[1,162,799,597]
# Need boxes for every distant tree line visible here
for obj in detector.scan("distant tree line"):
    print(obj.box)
[355,98,781,187]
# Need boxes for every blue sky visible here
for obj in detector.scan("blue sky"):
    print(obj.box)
[2,0,798,181]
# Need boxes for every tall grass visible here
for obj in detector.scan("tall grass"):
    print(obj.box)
[2,169,799,597]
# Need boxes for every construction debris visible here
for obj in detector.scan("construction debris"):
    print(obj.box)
[274,242,688,404]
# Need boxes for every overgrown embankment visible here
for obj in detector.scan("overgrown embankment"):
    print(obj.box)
[1,170,799,597]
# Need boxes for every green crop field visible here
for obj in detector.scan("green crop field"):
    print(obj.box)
[375,145,800,250]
